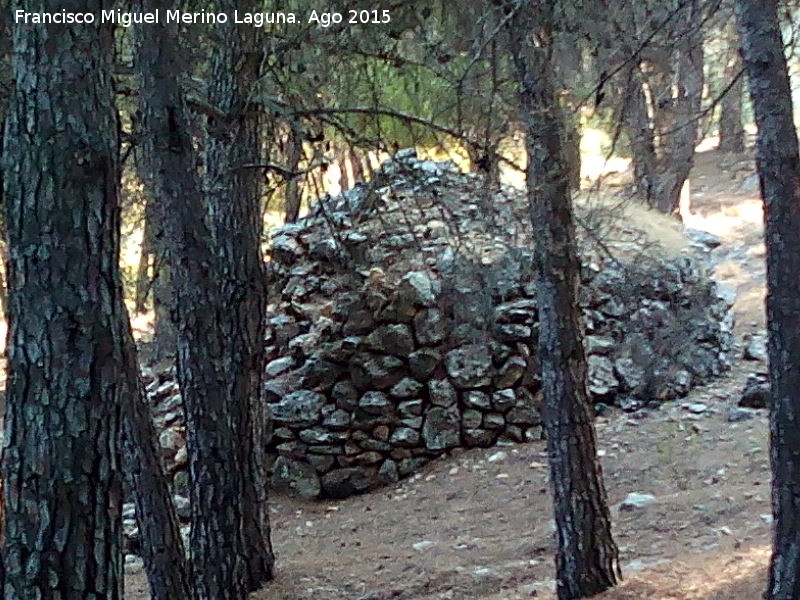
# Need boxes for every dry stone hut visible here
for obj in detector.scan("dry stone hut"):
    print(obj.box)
[260,149,735,499]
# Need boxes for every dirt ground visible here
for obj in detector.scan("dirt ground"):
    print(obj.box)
[125,148,775,599]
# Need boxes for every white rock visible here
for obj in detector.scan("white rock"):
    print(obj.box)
[487,451,507,463]
[619,492,656,511]
[412,540,437,551]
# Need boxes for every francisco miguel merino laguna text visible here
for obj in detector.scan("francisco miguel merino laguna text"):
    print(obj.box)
[14,9,306,27]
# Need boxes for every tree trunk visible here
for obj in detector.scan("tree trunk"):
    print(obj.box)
[719,18,746,154]
[1,5,124,597]
[736,3,800,599]
[133,128,177,362]
[205,1,274,589]
[135,0,274,597]
[284,121,303,223]
[507,2,621,598]
[120,316,191,600]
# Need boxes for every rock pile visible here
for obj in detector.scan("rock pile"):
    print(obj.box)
[260,150,736,499]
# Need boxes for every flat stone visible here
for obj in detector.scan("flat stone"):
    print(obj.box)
[491,389,516,411]
[464,390,491,410]
[390,377,424,399]
[265,356,294,378]
[270,390,326,427]
[390,427,420,447]
[620,492,656,511]
[359,391,394,416]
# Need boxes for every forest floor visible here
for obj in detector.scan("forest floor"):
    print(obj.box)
[125,148,774,599]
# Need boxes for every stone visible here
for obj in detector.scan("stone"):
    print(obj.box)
[487,450,507,463]
[739,373,770,409]
[356,437,392,451]
[491,389,516,411]
[397,271,438,307]
[271,234,305,265]
[270,390,326,426]
[350,353,405,390]
[727,407,756,422]
[445,344,493,388]
[399,457,430,475]
[331,380,359,411]
[586,335,615,355]
[343,309,375,336]
[464,390,491,410]
[390,377,424,398]
[359,392,394,416]
[524,426,544,441]
[398,399,423,417]
[408,348,441,380]
[401,416,423,428]
[412,540,437,551]
[378,459,400,483]
[271,456,321,499]
[685,228,723,250]
[158,429,183,458]
[422,407,461,450]
[494,355,526,388]
[354,451,384,465]
[462,409,483,429]
[265,356,295,378]
[743,337,767,362]
[263,378,292,403]
[620,492,656,511]
[506,406,540,425]
[390,427,420,447]
[299,357,345,391]
[173,471,189,495]
[414,308,446,346]
[273,427,295,440]
[494,299,538,324]
[173,495,191,520]
[493,323,532,342]
[464,428,495,446]
[588,355,619,398]
[321,468,376,498]
[364,324,415,356]
[299,428,348,445]
[613,357,645,392]
[322,409,351,429]
[483,413,505,430]
[428,379,457,407]
[276,441,308,458]
[306,453,336,472]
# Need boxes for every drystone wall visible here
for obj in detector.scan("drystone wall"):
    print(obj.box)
[256,150,735,499]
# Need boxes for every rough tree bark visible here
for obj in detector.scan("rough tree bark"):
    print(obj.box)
[735,2,800,599]
[507,2,621,598]
[133,151,177,362]
[135,0,274,597]
[204,0,274,588]
[1,4,125,597]
[718,17,745,154]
